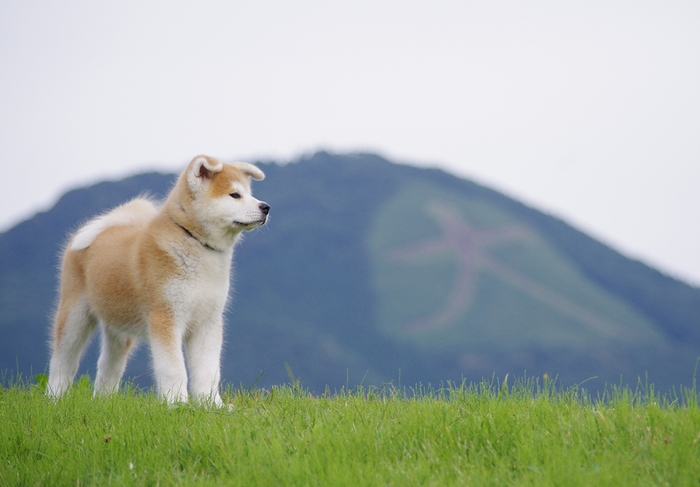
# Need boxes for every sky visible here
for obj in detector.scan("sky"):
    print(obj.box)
[1,1,699,285]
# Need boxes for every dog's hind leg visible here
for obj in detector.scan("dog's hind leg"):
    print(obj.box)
[48,296,98,397]
[94,326,135,396]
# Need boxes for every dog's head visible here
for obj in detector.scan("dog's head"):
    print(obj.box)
[178,155,270,244]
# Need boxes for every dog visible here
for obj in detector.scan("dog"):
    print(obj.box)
[47,155,269,406]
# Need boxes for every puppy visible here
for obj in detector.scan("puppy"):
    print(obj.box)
[48,155,269,406]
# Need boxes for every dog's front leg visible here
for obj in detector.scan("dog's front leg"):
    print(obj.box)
[149,307,188,404]
[185,316,224,407]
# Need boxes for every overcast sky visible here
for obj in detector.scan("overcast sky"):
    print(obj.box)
[1,1,699,285]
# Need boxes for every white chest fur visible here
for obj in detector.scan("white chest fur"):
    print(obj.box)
[164,243,234,330]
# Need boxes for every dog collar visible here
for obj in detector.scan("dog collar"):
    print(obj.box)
[177,223,220,252]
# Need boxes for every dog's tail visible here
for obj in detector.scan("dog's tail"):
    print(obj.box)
[70,198,159,251]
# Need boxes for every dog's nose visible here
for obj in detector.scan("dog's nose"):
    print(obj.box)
[259,202,270,215]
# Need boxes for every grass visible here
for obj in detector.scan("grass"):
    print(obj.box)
[1,374,699,486]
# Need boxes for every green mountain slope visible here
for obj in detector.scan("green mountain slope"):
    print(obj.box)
[1,152,698,393]
[368,180,686,386]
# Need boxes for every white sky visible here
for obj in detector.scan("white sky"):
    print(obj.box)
[1,1,699,285]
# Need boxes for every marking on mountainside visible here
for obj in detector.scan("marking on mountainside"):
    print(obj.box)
[387,202,622,336]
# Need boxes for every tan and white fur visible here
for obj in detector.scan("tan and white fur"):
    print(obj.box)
[47,155,269,406]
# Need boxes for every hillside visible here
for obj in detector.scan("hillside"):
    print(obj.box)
[1,152,699,393]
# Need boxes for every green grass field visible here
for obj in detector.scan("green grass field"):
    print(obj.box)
[1,374,699,486]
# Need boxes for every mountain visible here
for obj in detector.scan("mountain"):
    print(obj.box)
[1,152,699,393]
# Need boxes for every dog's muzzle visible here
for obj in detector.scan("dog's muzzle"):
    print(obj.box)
[233,202,270,228]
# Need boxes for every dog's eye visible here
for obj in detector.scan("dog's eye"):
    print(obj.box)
[230,192,241,199]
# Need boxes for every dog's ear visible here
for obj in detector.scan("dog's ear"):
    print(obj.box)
[191,156,223,179]
[232,162,265,181]
[187,155,223,191]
